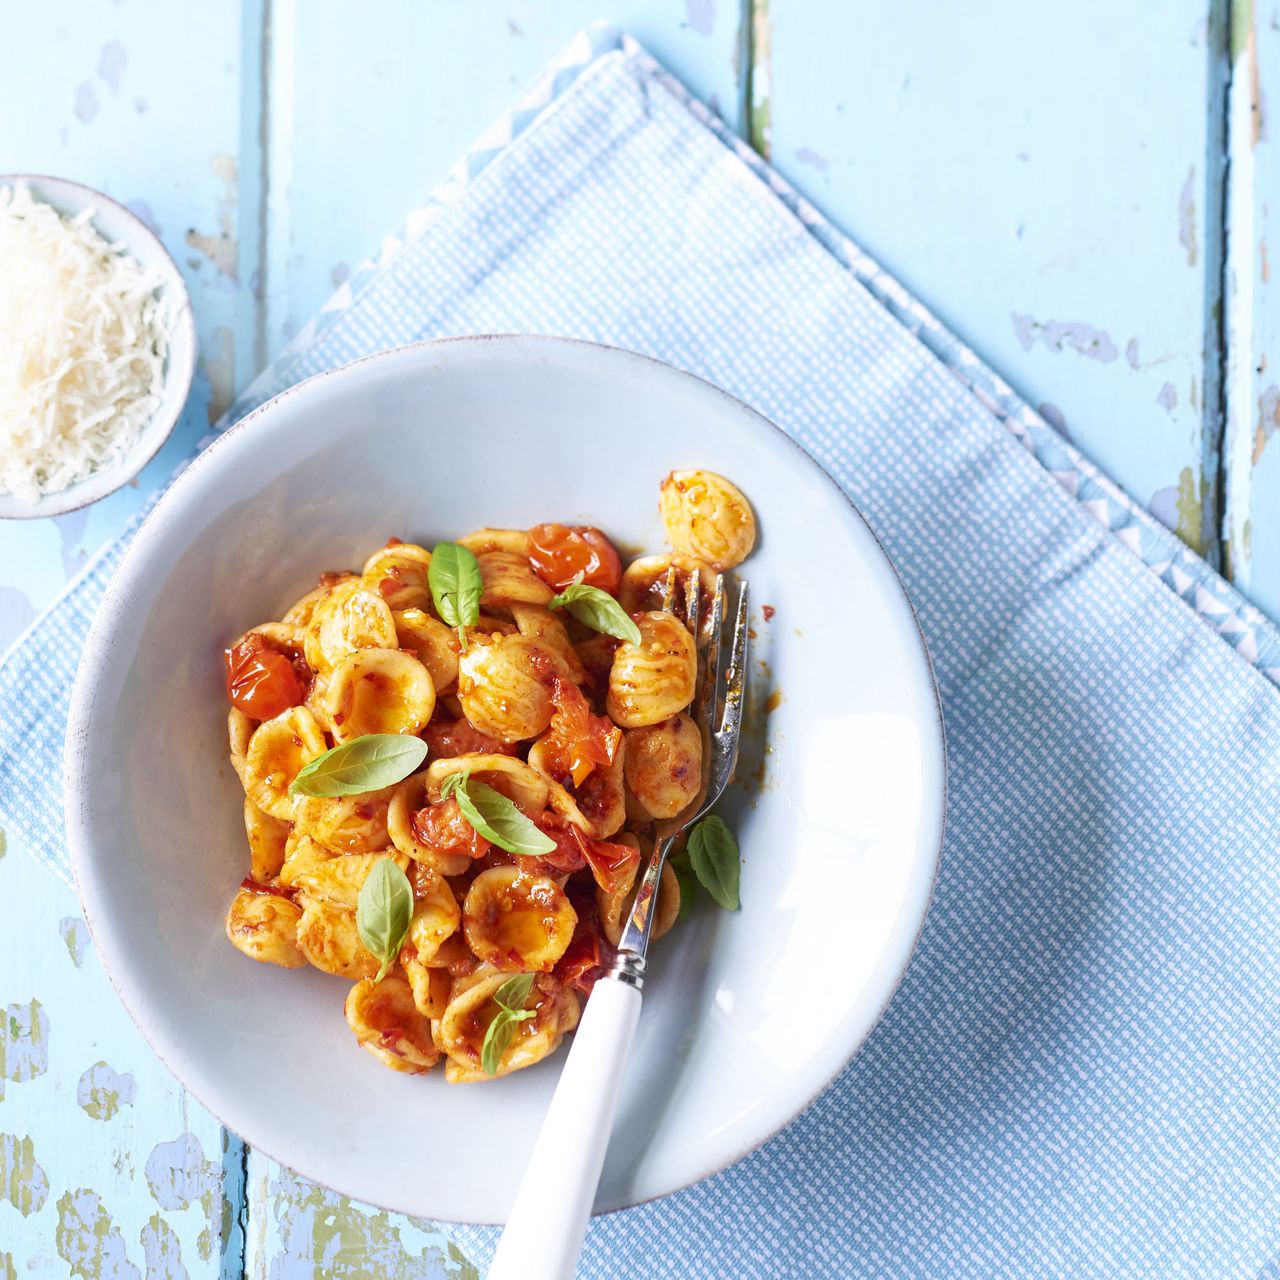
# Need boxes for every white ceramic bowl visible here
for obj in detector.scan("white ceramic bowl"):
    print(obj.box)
[0,175,196,519]
[66,335,944,1223]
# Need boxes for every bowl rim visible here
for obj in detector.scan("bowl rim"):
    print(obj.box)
[0,173,197,520]
[64,332,947,1223]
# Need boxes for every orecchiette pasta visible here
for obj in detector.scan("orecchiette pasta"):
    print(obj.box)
[220,472,753,1080]
[658,468,757,570]
[606,611,697,728]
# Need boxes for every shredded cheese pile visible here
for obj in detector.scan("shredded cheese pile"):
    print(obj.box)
[0,182,174,503]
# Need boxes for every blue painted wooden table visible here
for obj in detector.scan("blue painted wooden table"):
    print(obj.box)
[0,3,1273,1275]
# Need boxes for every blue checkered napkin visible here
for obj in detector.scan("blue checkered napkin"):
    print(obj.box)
[5,25,1280,1278]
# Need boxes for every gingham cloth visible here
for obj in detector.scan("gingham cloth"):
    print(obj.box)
[3,26,1280,1279]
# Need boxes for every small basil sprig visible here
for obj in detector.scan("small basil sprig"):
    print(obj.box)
[428,541,483,641]
[290,734,427,797]
[356,856,414,982]
[481,973,538,1075]
[442,772,557,856]
[685,814,741,911]
[549,582,641,646]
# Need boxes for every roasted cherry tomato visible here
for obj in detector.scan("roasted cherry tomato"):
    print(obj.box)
[527,524,622,593]
[411,796,491,861]
[544,678,620,787]
[223,635,303,720]
[422,717,518,759]
[554,883,611,995]
[571,827,640,895]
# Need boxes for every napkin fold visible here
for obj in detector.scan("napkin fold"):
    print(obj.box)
[4,25,1280,1278]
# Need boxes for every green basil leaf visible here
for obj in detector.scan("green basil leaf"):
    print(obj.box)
[687,814,741,911]
[549,582,642,646]
[454,779,557,856]
[493,973,536,1011]
[290,734,428,798]
[481,975,538,1074]
[669,848,698,922]
[428,541,482,632]
[438,770,467,800]
[356,857,414,982]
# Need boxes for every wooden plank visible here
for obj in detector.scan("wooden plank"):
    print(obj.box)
[257,0,748,364]
[1222,0,1280,621]
[0,828,244,1278]
[0,2,265,1272]
[0,0,267,647]
[757,0,1225,562]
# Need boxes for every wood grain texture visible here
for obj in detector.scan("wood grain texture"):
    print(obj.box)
[1222,0,1279,613]
[2,1,1276,1275]
[755,0,1228,562]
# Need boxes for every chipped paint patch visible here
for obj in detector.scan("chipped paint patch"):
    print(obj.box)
[74,81,99,123]
[78,1062,137,1120]
[60,915,89,966]
[269,1166,481,1278]
[795,146,829,173]
[1011,314,1119,362]
[145,1133,222,1257]
[1254,384,1280,463]
[330,260,350,288]
[185,153,239,280]
[185,228,236,280]
[685,0,715,36]
[1174,467,1205,551]
[1157,382,1178,412]
[0,828,6,858]
[1,998,51,1099]
[750,0,772,158]
[1179,166,1197,266]
[201,326,235,425]
[1125,339,1140,368]
[0,1251,14,1280]
[97,41,127,92]
[56,1188,141,1280]
[0,1133,50,1216]
[140,1215,189,1280]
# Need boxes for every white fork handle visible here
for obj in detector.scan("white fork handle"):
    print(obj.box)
[488,977,642,1280]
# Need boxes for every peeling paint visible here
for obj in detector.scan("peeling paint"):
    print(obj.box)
[685,0,714,37]
[0,998,50,1099]
[269,1167,481,1278]
[97,41,127,92]
[134,97,147,114]
[1179,166,1197,266]
[60,915,89,965]
[0,1133,50,1216]
[750,0,772,158]
[330,260,350,289]
[0,1251,14,1280]
[794,146,829,173]
[200,325,235,426]
[145,1133,222,1257]
[140,1215,189,1280]
[78,1062,137,1121]
[1157,382,1178,412]
[185,153,239,280]
[56,1188,141,1280]
[1125,339,1140,368]
[1254,384,1280,463]
[74,81,99,124]
[1011,313,1119,362]
[0,828,6,859]
[1175,467,1205,552]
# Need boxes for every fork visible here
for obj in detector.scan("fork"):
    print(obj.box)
[487,571,749,1280]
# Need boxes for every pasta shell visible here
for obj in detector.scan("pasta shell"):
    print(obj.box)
[243,705,328,819]
[225,888,306,968]
[477,551,554,607]
[456,634,555,743]
[324,648,435,742]
[303,577,397,674]
[605,612,697,729]
[345,975,439,1073]
[623,714,703,819]
[658,469,757,570]
[462,867,577,972]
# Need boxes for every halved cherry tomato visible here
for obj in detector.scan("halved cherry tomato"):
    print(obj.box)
[571,827,640,896]
[544,678,621,787]
[223,635,303,720]
[527,812,588,876]
[411,797,491,861]
[527,524,622,593]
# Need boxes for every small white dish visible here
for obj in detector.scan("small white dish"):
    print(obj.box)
[65,335,945,1223]
[0,174,196,520]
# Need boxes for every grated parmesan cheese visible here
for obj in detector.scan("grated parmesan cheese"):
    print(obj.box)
[0,181,175,503]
